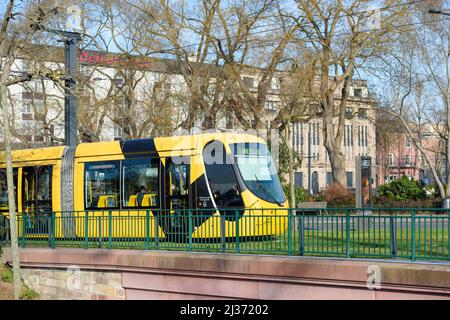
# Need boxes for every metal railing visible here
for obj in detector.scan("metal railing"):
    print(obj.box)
[0,208,449,262]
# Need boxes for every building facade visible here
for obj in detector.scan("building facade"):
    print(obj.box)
[2,47,377,193]
[375,123,446,186]
[290,82,377,193]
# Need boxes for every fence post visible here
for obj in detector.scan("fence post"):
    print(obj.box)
[98,216,102,248]
[411,209,416,262]
[390,215,397,258]
[50,212,56,249]
[145,210,150,250]
[188,209,193,252]
[298,211,304,256]
[346,209,350,258]
[221,214,226,253]
[448,209,450,261]
[288,208,292,256]
[5,219,9,242]
[108,211,112,250]
[21,213,25,248]
[235,210,240,254]
[154,214,159,250]
[84,211,89,250]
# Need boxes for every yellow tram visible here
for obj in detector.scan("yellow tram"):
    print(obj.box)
[0,133,288,240]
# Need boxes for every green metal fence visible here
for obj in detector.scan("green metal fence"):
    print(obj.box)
[1,208,449,261]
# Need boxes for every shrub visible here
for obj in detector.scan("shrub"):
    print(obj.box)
[373,196,441,209]
[378,176,426,201]
[20,287,40,300]
[322,183,355,207]
[1,265,13,283]
[283,185,308,206]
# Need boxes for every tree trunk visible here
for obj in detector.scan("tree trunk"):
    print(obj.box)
[326,147,347,188]
[1,84,22,300]
[285,125,295,208]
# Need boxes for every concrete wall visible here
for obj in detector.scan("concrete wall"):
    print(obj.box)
[3,248,450,300]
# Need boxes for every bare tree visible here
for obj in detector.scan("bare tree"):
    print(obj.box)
[291,0,411,187]
[377,8,450,199]
[0,0,61,300]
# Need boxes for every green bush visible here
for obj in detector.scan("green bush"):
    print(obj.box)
[1,265,13,283]
[283,185,308,206]
[20,287,40,300]
[378,176,426,201]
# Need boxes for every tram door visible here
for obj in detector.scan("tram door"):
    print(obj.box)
[22,166,52,234]
[165,158,189,213]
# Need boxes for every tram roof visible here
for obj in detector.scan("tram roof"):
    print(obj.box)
[0,133,266,163]
[0,146,66,165]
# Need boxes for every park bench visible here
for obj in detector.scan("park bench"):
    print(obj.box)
[296,201,328,215]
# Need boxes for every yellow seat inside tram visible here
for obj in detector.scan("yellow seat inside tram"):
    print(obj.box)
[97,195,117,208]
[128,195,138,207]
[127,194,156,207]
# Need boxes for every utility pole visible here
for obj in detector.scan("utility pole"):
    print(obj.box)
[35,4,82,146]
[1,85,21,300]
[63,31,82,147]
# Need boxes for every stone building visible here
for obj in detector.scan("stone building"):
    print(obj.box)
[375,121,446,187]
[2,46,377,192]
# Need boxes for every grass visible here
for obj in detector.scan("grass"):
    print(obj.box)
[20,287,40,300]
[0,265,40,300]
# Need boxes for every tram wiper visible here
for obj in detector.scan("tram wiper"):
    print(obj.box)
[254,175,283,207]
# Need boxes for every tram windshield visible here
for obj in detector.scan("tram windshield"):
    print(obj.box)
[231,143,286,205]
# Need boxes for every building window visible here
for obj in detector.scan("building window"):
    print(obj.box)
[344,125,353,147]
[358,108,368,119]
[80,65,91,77]
[388,154,393,166]
[354,88,362,97]
[23,102,32,114]
[345,107,353,119]
[405,155,411,166]
[406,138,412,148]
[265,101,277,111]
[294,172,303,188]
[358,126,361,147]
[364,126,368,147]
[326,172,333,186]
[242,76,254,88]
[346,172,353,188]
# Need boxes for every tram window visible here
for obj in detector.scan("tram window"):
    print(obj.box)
[85,162,120,209]
[122,158,159,208]
[0,168,18,212]
[22,166,52,213]
[166,158,189,210]
[203,141,244,214]
[168,161,188,197]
